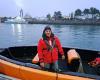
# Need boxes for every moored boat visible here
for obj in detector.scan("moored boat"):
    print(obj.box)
[4,16,28,24]
[0,46,100,80]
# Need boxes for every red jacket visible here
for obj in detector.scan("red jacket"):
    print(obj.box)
[37,36,64,63]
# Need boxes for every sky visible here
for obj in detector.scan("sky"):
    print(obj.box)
[0,0,100,17]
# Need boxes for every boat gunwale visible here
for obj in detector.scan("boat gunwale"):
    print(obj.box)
[0,46,100,79]
[0,57,99,79]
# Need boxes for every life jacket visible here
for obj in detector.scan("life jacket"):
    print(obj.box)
[89,57,100,74]
[89,57,100,67]
[67,49,80,64]
[67,49,84,73]
[95,58,100,64]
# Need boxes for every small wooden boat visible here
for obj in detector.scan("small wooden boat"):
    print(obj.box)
[0,46,100,80]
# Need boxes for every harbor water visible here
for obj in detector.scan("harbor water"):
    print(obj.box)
[0,23,100,51]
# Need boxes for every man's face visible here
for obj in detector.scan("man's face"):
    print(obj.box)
[45,29,51,37]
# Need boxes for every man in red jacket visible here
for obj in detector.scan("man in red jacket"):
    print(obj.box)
[37,26,65,71]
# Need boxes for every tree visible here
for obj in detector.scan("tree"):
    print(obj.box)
[74,9,82,16]
[95,9,99,14]
[70,12,74,19]
[90,7,97,19]
[99,12,100,19]
[46,14,51,20]
[1,17,7,23]
[53,11,62,20]
[95,9,99,19]
[83,8,90,18]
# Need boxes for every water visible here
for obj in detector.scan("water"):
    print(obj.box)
[0,23,100,51]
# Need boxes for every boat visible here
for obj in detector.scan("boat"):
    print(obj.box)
[4,16,28,24]
[0,46,100,80]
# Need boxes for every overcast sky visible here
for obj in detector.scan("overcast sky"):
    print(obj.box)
[0,0,100,17]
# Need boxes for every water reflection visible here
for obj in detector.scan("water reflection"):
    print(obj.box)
[11,24,23,42]
[17,24,22,33]
[11,24,15,35]
[0,24,100,51]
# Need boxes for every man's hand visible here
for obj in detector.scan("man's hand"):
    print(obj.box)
[62,55,65,60]
[40,62,45,68]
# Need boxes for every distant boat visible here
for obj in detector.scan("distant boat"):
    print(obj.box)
[4,16,28,24]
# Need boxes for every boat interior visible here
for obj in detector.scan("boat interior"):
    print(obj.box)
[0,46,100,79]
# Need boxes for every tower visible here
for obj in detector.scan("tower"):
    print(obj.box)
[20,9,23,18]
